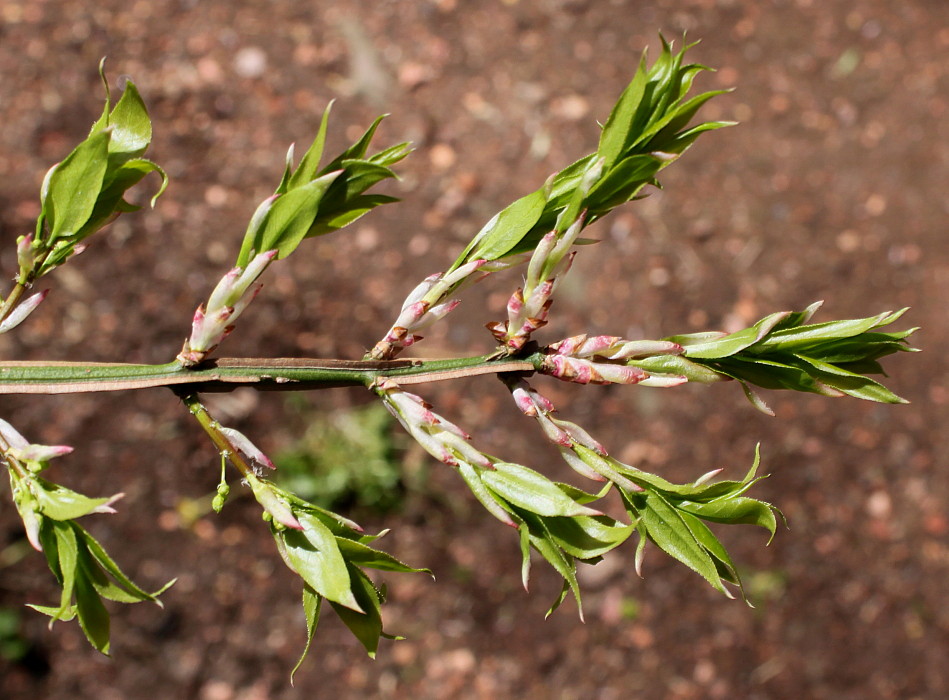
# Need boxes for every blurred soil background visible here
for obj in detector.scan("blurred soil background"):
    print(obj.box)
[0,1,946,698]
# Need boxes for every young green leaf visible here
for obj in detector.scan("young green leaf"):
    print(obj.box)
[279,512,362,612]
[103,79,152,159]
[44,130,111,242]
[290,584,322,683]
[630,490,730,596]
[328,565,386,658]
[481,462,603,518]
[74,571,111,655]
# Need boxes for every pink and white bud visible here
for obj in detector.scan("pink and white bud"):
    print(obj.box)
[206,267,243,314]
[402,273,442,309]
[9,444,74,463]
[16,234,35,273]
[408,428,457,465]
[431,414,471,440]
[522,280,554,320]
[228,283,263,319]
[512,386,539,416]
[0,289,49,333]
[414,299,461,332]
[220,427,276,470]
[526,231,558,289]
[22,509,43,552]
[535,412,572,446]
[248,477,303,530]
[558,447,608,482]
[392,300,429,331]
[547,250,576,288]
[600,340,683,360]
[550,215,586,261]
[439,431,493,469]
[387,389,439,428]
[187,304,234,355]
[587,362,646,385]
[234,250,277,298]
[441,258,488,288]
[0,418,30,450]
[552,418,606,455]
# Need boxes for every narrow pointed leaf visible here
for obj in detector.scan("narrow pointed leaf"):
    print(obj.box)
[281,512,362,612]
[482,462,603,518]
[291,584,322,683]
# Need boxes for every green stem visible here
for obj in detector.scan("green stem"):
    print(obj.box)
[0,281,28,327]
[177,392,254,479]
[0,354,540,395]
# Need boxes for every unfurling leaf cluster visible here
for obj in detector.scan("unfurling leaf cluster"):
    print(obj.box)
[447,36,732,278]
[236,104,410,266]
[28,61,167,280]
[628,302,917,413]
[255,479,427,673]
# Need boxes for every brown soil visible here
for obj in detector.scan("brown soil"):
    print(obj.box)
[1,1,946,698]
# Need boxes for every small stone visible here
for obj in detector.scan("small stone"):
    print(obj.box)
[234,46,268,78]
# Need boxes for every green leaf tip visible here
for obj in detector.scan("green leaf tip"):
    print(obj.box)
[445,34,729,284]
[236,108,408,267]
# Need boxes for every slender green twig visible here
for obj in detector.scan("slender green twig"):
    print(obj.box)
[0,354,539,394]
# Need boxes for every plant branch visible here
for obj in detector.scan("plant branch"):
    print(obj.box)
[0,354,538,394]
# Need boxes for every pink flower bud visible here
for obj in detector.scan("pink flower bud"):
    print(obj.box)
[23,509,42,552]
[526,231,558,288]
[393,300,429,330]
[220,427,276,471]
[558,447,608,482]
[402,273,442,308]
[512,386,538,416]
[16,234,34,272]
[442,258,488,288]
[10,444,74,462]
[523,280,553,319]
[536,412,572,446]
[588,362,646,385]
[553,418,606,455]
[206,267,242,314]
[248,478,303,530]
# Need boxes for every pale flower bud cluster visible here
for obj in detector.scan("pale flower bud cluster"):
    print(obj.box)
[0,418,73,469]
[177,250,277,366]
[506,378,643,491]
[490,215,586,352]
[371,257,517,359]
[540,333,688,387]
[375,378,492,469]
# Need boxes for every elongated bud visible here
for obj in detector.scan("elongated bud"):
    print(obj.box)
[22,509,43,552]
[9,444,74,463]
[245,194,279,240]
[247,477,302,530]
[16,234,35,274]
[526,232,558,289]
[220,427,276,471]
[0,290,48,333]
[441,258,488,288]
[402,273,442,309]
[0,418,30,450]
